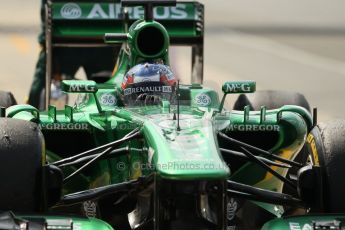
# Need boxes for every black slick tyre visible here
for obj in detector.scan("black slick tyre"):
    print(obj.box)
[0,118,44,211]
[233,90,310,112]
[0,91,17,108]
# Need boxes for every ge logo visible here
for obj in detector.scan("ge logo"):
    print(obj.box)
[61,3,82,19]
[100,93,117,106]
[195,93,211,106]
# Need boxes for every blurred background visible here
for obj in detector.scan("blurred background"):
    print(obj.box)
[1,0,345,121]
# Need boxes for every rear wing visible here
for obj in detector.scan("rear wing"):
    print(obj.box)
[50,1,204,46]
[45,0,204,109]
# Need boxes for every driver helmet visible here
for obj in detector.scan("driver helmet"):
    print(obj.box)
[121,63,177,106]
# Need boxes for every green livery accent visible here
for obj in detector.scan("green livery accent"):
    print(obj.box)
[53,2,197,21]
[20,215,113,230]
[222,81,256,94]
[141,112,230,180]
[262,215,345,230]
[219,80,256,111]
[6,104,39,121]
[51,1,203,43]
[61,80,98,93]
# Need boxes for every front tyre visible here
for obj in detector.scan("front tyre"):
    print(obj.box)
[0,118,44,212]
[306,120,345,212]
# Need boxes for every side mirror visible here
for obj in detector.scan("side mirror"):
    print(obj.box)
[61,80,103,112]
[61,80,98,93]
[222,81,256,94]
[219,81,256,111]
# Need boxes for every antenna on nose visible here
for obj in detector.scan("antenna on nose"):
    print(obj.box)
[176,80,181,131]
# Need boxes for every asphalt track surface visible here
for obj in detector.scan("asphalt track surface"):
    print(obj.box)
[1,0,345,121]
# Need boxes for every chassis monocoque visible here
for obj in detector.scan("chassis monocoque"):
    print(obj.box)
[1,0,345,229]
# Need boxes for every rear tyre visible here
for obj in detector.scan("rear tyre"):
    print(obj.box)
[0,118,44,211]
[0,91,17,108]
[233,90,310,111]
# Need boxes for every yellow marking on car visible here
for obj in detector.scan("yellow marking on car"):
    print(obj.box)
[9,34,31,54]
[254,148,295,193]
[262,149,294,181]
[89,173,111,189]
[41,132,46,165]
[307,133,320,166]
[130,163,142,180]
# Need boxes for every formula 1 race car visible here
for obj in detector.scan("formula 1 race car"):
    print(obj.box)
[1,1,345,229]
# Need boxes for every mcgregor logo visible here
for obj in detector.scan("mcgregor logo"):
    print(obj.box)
[61,3,82,19]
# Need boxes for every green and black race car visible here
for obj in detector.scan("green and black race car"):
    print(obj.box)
[1,1,345,229]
